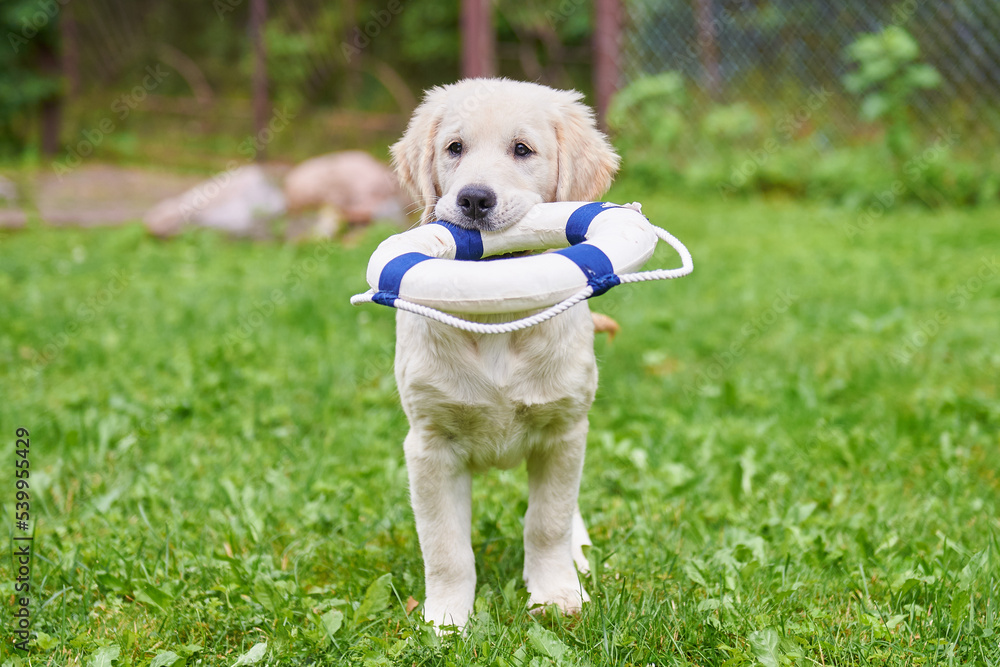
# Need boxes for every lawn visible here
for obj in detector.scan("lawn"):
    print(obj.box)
[1,186,998,666]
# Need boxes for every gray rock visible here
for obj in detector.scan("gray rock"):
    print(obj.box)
[0,175,17,203]
[283,151,405,239]
[0,175,26,228]
[144,164,285,237]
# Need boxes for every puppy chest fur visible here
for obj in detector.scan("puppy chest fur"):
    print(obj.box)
[395,306,597,471]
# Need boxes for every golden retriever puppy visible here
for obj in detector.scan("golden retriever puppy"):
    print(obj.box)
[389,78,620,630]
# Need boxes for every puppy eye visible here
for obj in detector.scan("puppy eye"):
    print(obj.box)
[514,142,532,157]
[447,141,463,156]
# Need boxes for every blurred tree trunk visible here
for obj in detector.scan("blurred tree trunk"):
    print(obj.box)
[39,21,62,157]
[344,0,361,103]
[593,0,621,129]
[250,0,269,161]
[462,0,495,78]
[694,0,721,100]
[61,1,80,98]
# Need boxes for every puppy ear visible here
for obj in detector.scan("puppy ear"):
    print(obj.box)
[391,87,445,224]
[553,90,621,202]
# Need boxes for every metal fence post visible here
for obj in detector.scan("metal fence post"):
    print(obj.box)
[462,0,496,79]
[594,0,623,129]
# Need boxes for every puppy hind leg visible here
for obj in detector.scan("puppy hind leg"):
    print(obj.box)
[404,430,475,632]
[523,422,590,615]
[571,505,592,574]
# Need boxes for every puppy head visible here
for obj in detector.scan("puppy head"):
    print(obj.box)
[391,78,620,230]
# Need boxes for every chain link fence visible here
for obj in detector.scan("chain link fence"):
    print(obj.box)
[621,0,1000,147]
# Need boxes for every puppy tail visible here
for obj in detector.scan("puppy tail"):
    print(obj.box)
[591,312,620,341]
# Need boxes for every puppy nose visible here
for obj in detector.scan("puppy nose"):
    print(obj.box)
[456,185,496,221]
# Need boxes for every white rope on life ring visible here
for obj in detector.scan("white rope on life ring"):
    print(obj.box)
[350,201,693,334]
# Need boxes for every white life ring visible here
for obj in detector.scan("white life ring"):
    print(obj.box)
[350,201,693,334]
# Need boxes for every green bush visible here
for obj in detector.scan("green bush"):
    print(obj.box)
[608,52,996,209]
[701,102,760,145]
[842,26,942,161]
[607,71,689,156]
[0,0,62,155]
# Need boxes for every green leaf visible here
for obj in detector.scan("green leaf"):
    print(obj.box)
[748,628,782,667]
[134,582,174,611]
[353,573,392,625]
[503,577,520,604]
[527,624,569,660]
[860,94,890,121]
[684,560,709,588]
[842,72,866,94]
[951,589,970,624]
[883,26,919,61]
[96,573,129,593]
[846,34,883,63]
[698,598,723,612]
[176,645,203,658]
[890,571,936,595]
[321,609,344,637]
[739,449,757,496]
[252,574,281,614]
[232,642,267,666]
[859,57,896,84]
[88,646,121,667]
[419,624,442,649]
[959,549,989,588]
[907,64,941,89]
[32,632,59,651]
[150,651,182,667]
[661,462,695,489]
[886,614,907,630]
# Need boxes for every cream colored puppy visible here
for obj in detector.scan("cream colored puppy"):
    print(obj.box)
[389,78,620,630]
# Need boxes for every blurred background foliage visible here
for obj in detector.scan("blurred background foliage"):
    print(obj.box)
[2,0,999,207]
[1,0,63,154]
[617,0,1000,207]
[1,0,595,167]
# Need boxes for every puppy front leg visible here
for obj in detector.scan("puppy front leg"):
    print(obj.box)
[404,430,475,631]
[523,421,590,615]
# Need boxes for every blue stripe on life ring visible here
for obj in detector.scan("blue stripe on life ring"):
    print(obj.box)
[373,251,433,305]
[371,292,399,307]
[554,243,621,296]
[430,221,484,260]
[566,202,617,245]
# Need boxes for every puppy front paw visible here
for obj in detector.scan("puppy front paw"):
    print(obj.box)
[527,581,590,616]
[422,598,472,634]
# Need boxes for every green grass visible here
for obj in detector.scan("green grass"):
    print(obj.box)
[1,187,998,666]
